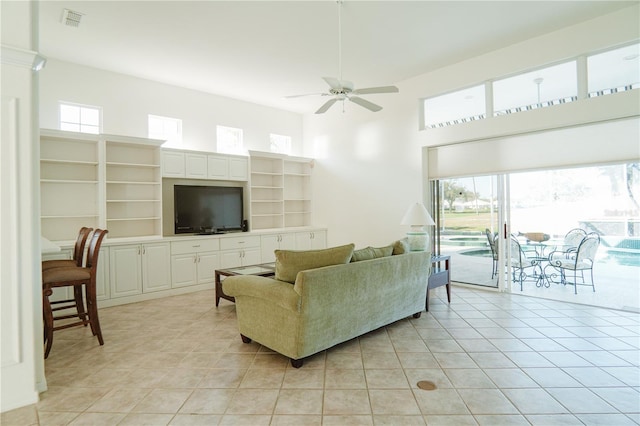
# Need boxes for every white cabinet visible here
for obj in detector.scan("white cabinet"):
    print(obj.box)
[207,155,229,180]
[208,154,248,181]
[185,153,208,179]
[219,235,261,268]
[161,148,248,181]
[295,230,327,250]
[229,157,249,181]
[109,242,171,297]
[162,150,185,177]
[261,233,296,263]
[170,239,220,288]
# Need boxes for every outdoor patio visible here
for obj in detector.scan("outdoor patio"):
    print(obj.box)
[443,245,640,314]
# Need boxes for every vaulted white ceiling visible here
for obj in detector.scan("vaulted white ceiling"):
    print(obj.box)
[39,1,635,114]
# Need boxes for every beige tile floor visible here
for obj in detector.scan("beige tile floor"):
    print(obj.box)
[3,286,640,425]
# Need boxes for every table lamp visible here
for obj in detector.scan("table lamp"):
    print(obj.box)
[401,202,435,251]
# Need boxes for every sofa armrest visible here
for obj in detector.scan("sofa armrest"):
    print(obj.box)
[222,275,301,312]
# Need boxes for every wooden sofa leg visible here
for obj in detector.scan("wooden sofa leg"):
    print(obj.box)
[290,358,303,368]
[240,334,251,343]
[413,312,422,318]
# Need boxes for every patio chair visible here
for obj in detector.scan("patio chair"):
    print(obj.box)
[485,228,498,279]
[549,228,587,261]
[548,232,600,294]
[510,235,540,291]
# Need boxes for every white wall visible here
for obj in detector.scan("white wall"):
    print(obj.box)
[1,0,43,413]
[303,4,640,249]
[39,60,304,155]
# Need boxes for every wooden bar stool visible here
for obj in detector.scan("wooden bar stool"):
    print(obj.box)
[42,227,93,271]
[42,229,108,358]
[42,227,93,324]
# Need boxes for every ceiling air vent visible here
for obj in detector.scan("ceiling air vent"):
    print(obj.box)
[61,9,83,27]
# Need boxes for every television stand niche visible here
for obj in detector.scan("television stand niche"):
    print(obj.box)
[426,255,451,311]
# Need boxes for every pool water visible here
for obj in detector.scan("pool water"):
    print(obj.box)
[457,247,640,267]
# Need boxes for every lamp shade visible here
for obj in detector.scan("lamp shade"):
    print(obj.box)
[401,202,435,226]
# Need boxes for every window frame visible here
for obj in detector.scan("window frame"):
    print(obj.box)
[59,101,102,134]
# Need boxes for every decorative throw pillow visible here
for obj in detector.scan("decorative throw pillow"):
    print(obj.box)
[351,245,394,262]
[275,243,355,283]
[392,238,410,255]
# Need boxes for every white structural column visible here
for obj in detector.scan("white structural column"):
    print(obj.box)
[1,1,47,413]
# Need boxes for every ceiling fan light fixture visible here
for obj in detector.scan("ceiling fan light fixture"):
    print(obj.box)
[289,0,399,114]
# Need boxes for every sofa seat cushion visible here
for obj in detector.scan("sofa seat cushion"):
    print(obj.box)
[351,245,394,262]
[275,243,355,283]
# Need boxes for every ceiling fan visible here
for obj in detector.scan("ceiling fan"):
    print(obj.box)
[286,1,399,114]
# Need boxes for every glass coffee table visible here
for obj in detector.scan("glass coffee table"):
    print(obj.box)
[215,263,276,306]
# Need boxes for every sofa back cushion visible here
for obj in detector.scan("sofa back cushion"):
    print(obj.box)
[275,243,355,283]
[392,238,410,255]
[351,245,394,262]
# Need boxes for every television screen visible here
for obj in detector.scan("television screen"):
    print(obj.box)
[174,185,243,234]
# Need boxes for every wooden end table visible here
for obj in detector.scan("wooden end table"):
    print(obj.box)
[426,255,451,311]
[215,263,276,306]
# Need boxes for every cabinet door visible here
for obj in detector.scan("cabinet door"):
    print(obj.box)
[242,248,261,266]
[196,251,219,284]
[185,153,208,179]
[220,250,242,269]
[171,254,198,288]
[162,151,185,177]
[229,157,248,181]
[295,231,327,250]
[310,230,327,249]
[280,233,297,250]
[295,232,313,250]
[96,249,110,300]
[142,243,171,293]
[109,245,142,298]
[207,155,229,180]
[260,235,279,263]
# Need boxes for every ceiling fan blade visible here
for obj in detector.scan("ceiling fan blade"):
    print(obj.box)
[349,96,382,112]
[284,92,328,99]
[315,98,338,114]
[322,77,343,90]
[351,85,399,95]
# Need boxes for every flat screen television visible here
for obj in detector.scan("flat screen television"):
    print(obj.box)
[174,185,244,234]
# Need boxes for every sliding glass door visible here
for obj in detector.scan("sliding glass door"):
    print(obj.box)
[431,175,502,288]
[507,163,639,311]
[431,162,640,311]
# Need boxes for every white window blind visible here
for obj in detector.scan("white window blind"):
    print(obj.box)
[426,117,640,179]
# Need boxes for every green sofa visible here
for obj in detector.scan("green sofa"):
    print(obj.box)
[222,244,432,367]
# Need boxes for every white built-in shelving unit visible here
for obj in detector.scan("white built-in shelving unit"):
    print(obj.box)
[104,135,162,239]
[40,129,164,242]
[283,159,312,228]
[249,151,313,230]
[40,130,101,242]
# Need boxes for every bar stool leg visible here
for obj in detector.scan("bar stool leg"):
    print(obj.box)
[86,279,104,345]
[43,287,54,359]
